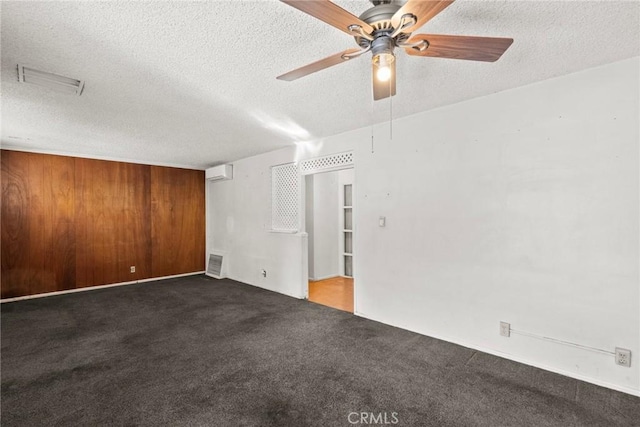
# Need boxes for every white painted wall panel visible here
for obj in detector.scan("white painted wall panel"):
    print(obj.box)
[305,175,315,279]
[207,148,307,298]
[310,172,339,280]
[353,57,639,394]
[208,58,640,394]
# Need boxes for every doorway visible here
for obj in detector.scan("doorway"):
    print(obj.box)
[304,168,354,313]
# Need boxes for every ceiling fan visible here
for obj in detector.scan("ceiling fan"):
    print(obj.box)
[277,0,513,100]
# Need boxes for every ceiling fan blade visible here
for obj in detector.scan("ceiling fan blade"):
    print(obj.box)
[404,34,514,62]
[372,61,396,101]
[277,48,362,81]
[391,0,455,35]
[281,0,374,36]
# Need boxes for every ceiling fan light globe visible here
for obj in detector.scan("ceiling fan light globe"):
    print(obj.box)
[376,66,392,82]
[373,51,395,82]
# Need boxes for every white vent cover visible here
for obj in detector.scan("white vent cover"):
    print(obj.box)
[206,253,225,279]
[206,164,233,181]
[17,64,85,96]
[271,162,299,232]
[300,152,353,175]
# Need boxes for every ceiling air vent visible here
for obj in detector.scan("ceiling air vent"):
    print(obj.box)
[17,64,85,96]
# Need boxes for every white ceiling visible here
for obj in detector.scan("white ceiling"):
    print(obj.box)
[1,1,638,169]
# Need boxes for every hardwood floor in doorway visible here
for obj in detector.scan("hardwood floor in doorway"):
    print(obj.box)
[308,277,353,313]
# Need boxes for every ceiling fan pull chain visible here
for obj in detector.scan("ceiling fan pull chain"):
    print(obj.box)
[371,91,375,153]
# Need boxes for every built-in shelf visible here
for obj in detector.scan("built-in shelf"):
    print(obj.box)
[342,184,353,277]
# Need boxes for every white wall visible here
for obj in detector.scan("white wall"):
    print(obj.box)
[356,57,639,394]
[304,175,315,279]
[207,148,308,298]
[308,172,340,280]
[207,57,640,395]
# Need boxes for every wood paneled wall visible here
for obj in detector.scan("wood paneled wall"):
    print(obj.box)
[1,151,76,297]
[1,150,205,298]
[151,166,205,277]
[74,158,153,288]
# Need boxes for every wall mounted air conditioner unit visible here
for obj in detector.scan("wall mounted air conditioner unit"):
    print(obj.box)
[206,253,226,279]
[206,164,233,181]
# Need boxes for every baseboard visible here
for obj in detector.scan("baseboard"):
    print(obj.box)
[309,274,340,282]
[137,271,205,283]
[353,311,640,397]
[0,271,205,303]
[226,275,304,300]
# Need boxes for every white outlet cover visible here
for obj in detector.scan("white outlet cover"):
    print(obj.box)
[500,322,511,337]
[615,347,631,367]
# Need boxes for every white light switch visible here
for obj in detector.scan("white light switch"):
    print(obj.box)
[379,216,386,227]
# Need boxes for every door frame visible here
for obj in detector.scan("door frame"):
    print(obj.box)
[299,152,355,311]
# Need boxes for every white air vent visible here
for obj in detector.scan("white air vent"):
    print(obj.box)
[206,164,233,181]
[206,253,225,279]
[17,64,85,96]
[300,151,353,175]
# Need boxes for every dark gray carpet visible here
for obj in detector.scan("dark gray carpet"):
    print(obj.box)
[1,275,638,426]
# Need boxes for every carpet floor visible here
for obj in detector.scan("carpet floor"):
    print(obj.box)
[1,275,638,426]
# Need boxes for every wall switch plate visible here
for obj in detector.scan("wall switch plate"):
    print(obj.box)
[615,348,631,367]
[500,322,511,337]
[130,266,135,273]
[379,216,386,227]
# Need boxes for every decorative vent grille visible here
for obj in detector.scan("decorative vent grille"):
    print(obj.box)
[300,152,353,175]
[206,253,224,279]
[271,163,300,232]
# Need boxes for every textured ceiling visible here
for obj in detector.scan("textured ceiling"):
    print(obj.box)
[1,1,638,169]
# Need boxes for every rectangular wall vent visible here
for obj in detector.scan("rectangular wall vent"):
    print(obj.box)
[17,64,85,96]
[206,253,225,279]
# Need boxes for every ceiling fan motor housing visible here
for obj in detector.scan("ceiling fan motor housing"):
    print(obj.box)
[371,36,395,61]
[355,4,403,48]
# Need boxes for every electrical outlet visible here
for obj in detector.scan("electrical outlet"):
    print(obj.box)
[500,322,511,337]
[261,269,267,278]
[615,348,631,367]
[130,266,135,273]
